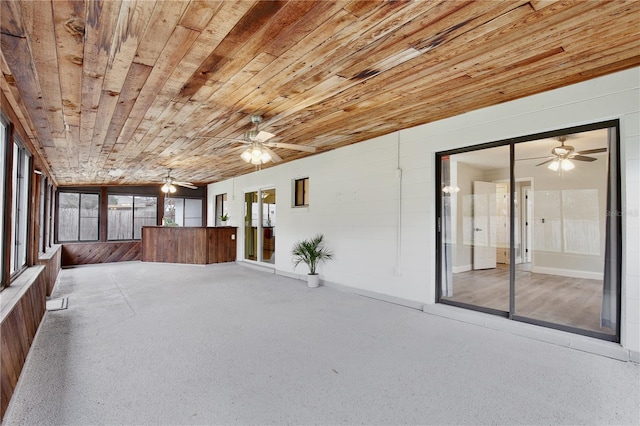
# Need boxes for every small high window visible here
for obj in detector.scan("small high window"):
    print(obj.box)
[294,177,309,207]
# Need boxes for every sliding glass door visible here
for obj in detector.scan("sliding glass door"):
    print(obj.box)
[437,122,620,341]
[244,188,276,264]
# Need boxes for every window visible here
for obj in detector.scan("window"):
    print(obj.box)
[294,177,309,206]
[163,197,202,226]
[215,193,227,225]
[10,139,31,274]
[0,116,7,286]
[108,194,157,240]
[57,192,100,242]
[38,175,46,253]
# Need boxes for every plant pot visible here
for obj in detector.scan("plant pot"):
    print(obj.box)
[307,273,320,288]
[220,221,227,226]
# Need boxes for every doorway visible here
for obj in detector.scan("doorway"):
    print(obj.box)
[437,121,621,341]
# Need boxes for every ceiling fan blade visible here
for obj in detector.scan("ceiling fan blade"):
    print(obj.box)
[265,142,316,153]
[515,155,551,161]
[576,147,607,155]
[255,131,276,142]
[535,158,554,167]
[571,155,597,162]
[263,146,282,163]
[175,181,197,189]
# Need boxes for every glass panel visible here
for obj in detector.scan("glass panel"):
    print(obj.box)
[244,192,258,261]
[58,193,79,241]
[215,193,227,226]
[133,196,157,239]
[0,121,5,284]
[107,195,133,240]
[17,149,30,268]
[10,144,18,270]
[163,198,177,225]
[80,194,99,240]
[513,128,615,336]
[184,198,202,226]
[440,145,511,312]
[39,177,46,252]
[262,189,276,264]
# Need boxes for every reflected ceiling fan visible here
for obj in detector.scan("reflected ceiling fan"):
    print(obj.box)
[161,169,196,193]
[535,136,607,171]
[197,115,316,165]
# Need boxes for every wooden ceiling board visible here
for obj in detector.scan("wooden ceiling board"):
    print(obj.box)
[1,0,639,186]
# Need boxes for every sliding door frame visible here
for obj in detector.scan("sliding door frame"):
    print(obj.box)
[435,120,621,342]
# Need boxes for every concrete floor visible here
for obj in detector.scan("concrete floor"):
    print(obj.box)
[3,262,639,425]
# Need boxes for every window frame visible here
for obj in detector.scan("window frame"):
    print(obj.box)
[106,193,158,241]
[293,177,309,207]
[10,137,32,276]
[56,191,101,243]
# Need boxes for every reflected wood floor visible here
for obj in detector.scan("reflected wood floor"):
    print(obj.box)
[442,264,615,335]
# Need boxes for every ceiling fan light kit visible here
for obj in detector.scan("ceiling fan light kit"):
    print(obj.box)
[534,135,606,171]
[161,183,177,193]
[197,114,316,166]
[548,158,575,172]
[161,169,197,192]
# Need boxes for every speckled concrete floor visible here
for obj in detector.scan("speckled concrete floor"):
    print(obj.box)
[3,262,639,425]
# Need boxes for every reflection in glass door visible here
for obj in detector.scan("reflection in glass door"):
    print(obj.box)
[262,189,276,264]
[438,123,620,341]
[244,191,258,261]
[244,188,276,264]
[440,145,511,314]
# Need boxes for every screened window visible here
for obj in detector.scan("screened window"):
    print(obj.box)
[10,140,31,273]
[294,177,309,206]
[108,195,157,240]
[38,175,46,253]
[57,192,99,242]
[0,117,6,286]
[164,197,202,227]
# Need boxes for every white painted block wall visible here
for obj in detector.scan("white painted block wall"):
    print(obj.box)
[209,67,640,356]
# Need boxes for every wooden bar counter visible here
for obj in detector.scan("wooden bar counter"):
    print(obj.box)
[141,226,237,264]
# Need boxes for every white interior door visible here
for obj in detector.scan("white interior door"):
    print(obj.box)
[473,181,497,270]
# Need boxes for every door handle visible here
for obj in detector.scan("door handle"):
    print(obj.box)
[475,227,482,231]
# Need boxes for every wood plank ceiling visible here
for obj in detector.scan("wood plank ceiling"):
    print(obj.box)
[1,0,639,187]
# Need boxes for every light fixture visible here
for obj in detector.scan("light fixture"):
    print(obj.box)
[241,143,272,165]
[161,183,176,193]
[561,159,575,170]
[547,158,574,171]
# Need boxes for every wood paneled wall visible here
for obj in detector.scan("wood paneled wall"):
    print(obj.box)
[142,227,236,264]
[1,247,61,419]
[38,245,62,296]
[61,241,141,267]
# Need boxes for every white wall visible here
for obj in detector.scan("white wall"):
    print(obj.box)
[209,67,640,355]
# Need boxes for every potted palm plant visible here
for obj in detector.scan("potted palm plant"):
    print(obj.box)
[291,234,333,288]
[219,213,229,226]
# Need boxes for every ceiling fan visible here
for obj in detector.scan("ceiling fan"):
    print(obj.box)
[197,115,316,165]
[161,169,197,193]
[535,136,607,171]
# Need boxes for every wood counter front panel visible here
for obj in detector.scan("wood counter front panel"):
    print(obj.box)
[142,227,235,264]
[207,227,237,263]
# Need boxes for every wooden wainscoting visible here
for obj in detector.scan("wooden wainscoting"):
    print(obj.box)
[1,268,47,419]
[1,246,61,420]
[39,245,62,296]
[62,241,141,267]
